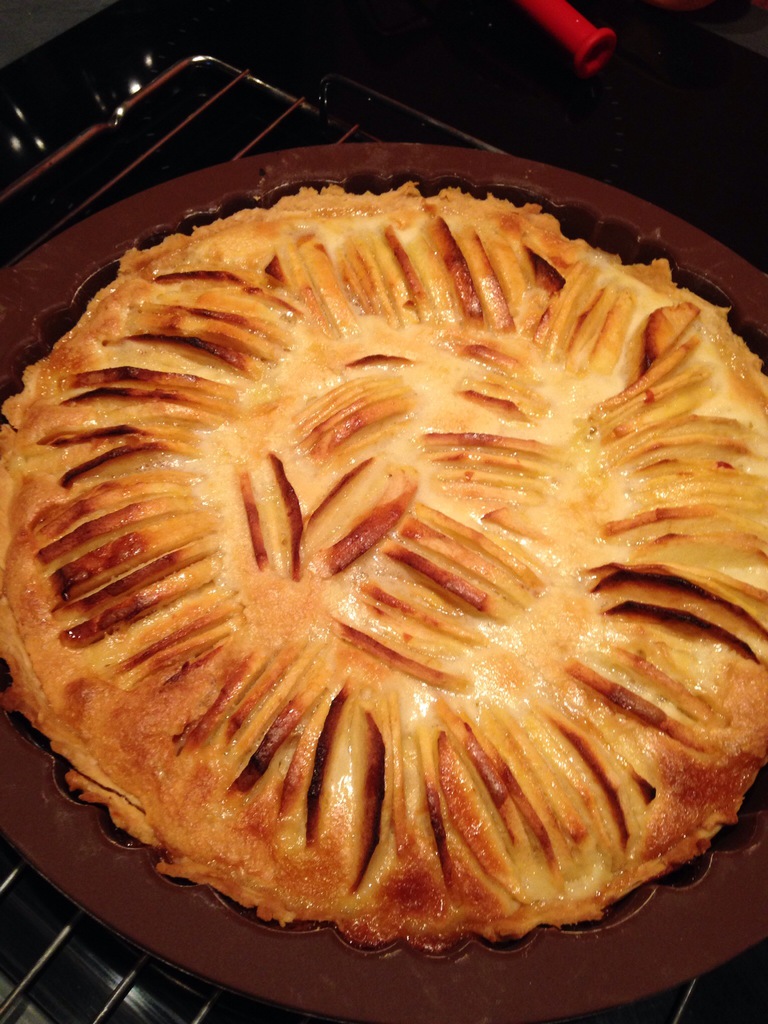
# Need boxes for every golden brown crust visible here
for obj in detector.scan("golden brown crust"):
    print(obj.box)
[2,182,768,950]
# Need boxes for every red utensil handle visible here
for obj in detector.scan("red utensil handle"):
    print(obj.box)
[510,0,616,78]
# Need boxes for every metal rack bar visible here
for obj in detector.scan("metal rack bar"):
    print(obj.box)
[1,53,497,267]
[0,57,199,207]
[318,73,504,152]
[0,54,359,266]
[15,65,250,262]
[0,55,316,207]
[0,860,24,899]
[233,94,313,159]
[188,988,221,1024]
[665,979,698,1024]
[0,846,228,1023]
[0,907,85,1020]
[89,952,151,1024]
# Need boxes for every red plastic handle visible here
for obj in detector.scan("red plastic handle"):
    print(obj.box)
[509,0,617,78]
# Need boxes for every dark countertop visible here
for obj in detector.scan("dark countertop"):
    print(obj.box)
[5,0,768,71]
[1,0,767,274]
[0,0,116,68]
[699,0,768,54]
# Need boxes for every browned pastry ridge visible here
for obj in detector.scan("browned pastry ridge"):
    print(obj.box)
[2,183,768,951]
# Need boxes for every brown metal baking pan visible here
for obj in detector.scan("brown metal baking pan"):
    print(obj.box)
[1,143,767,1024]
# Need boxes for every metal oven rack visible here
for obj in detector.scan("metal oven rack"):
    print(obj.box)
[0,54,496,266]
[1,54,767,1024]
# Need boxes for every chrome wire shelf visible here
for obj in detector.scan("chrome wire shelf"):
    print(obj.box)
[0,53,495,266]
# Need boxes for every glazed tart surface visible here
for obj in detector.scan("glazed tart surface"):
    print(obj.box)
[2,182,768,951]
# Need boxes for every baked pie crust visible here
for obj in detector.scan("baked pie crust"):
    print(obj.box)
[2,182,768,951]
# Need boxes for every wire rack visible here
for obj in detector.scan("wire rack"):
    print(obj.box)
[0,53,496,266]
[0,833,308,1024]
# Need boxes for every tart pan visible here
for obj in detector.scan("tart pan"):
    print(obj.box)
[1,143,767,1024]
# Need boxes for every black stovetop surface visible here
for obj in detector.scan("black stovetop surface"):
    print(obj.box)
[2,0,768,271]
[0,2,767,1022]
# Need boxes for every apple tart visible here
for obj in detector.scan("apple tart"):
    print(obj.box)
[2,182,768,951]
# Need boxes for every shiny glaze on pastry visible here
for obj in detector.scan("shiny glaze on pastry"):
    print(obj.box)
[2,183,768,950]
